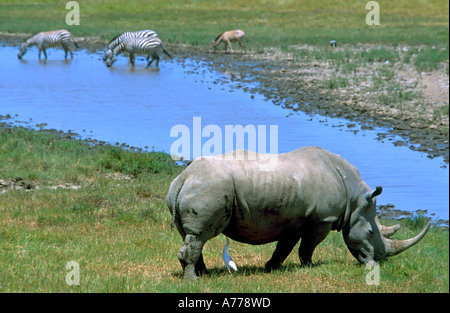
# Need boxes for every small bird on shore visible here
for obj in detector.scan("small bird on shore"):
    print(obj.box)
[223,237,238,273]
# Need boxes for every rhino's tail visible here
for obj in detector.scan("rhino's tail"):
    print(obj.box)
[169,201,176,229]
[167,176,185,230]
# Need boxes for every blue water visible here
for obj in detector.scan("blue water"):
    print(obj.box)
[0,46,448,220]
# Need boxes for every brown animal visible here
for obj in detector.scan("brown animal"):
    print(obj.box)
[212,30,247,53]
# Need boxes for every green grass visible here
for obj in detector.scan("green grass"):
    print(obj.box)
[324,77,349,89]
[414,45,450,72]
[0,0,448,46]
[434,104,450,118]
[364,48,399,63]
[0,126,177,182]
[0,126,448,292]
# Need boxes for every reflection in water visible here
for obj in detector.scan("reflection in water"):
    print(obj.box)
[0,46,448,220]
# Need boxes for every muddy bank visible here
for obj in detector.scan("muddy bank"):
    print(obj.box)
[378,204,449,228]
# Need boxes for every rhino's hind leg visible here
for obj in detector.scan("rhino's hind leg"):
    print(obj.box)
[298,223,332,266]
[195,253,208,275]
[265,231,302,272]
[177,234,209,280]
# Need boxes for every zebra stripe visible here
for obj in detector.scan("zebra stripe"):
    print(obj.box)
[18,30,78,59]
[106,36,172,68]
[103,30,158,61]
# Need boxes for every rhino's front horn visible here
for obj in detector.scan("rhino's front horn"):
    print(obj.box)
[383,221,431,257]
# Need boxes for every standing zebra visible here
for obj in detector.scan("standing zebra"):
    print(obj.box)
[18,30,79,59]
[102,30,158,62]
[105,37,172,68]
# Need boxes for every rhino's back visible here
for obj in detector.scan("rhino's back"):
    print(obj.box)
[222,147,357,242]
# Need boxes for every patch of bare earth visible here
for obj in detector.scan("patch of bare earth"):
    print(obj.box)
[0,177,81,194]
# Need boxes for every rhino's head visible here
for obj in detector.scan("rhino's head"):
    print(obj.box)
[343,186,430,264]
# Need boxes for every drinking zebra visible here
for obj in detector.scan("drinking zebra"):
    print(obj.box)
[18,30,79,59]
[212,29,247,53]
[105,37,172,68]
[102,30,158,62]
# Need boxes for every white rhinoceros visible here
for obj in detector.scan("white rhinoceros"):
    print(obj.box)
[167,147,430,280]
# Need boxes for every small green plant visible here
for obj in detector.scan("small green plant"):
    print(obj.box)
[99,147,177,177]
[378,87,417,106]
[433,104,450,118]
[414,46,449,72]
[364,48,399,63]
[371,67,396,90]
[402,215,430,231]
[402,47,420,64]
[324,77,349,89]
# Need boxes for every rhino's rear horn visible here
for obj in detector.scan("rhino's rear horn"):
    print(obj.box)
[375,216,400,238]
[380,223,401,238]
[383,221,431,257]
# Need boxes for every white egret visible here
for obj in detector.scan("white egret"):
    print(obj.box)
[223,237,238,273]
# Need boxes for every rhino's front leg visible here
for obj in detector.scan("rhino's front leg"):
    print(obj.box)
[298,223,332,266]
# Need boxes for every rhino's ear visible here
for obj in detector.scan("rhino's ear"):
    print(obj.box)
[364,186,383,203]
[371,186,382,199]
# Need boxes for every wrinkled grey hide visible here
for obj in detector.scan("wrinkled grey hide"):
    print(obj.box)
[167,147,430,280]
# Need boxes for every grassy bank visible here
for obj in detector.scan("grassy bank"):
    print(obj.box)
[0,126,448,292]
[0,0,448,47]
